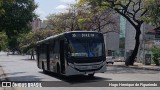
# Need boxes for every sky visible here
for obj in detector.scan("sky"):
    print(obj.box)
[35,0,77,20]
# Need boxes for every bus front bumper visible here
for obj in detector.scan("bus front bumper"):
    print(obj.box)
[64,61,107,76]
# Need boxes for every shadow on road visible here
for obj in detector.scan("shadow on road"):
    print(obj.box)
[6,72,26,76]
[21,59,36,61]
[38,71,112,87]
[39,71,112,84]
[6,75,44,81]
[4,72,44,81]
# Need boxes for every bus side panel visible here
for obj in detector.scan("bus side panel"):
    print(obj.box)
[38,43,47,70]
[50,39,61,73]
[49,39,57,72]
[60,40,65,74]
[36,45,40,68]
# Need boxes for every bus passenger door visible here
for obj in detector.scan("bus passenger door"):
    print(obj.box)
[60,40,65,74]
[46,43,50,70]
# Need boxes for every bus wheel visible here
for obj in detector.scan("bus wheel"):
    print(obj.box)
[88,73,94,77]
[57,65,61,75]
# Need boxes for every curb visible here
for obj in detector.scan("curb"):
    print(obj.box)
[108,64,160,71]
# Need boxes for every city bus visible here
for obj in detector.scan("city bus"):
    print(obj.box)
[36,31,107,77]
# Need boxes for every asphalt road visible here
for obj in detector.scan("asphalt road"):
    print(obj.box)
[0,52,160,90]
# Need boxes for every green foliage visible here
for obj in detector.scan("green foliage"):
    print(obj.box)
[47,13,70,32]
[0,0,5,15]
[0,32,8,51]
[18,30,55,53]
[78,18,91,30]
[0,0,37,51]
[77,0,115,32]
[151,46,160,66]
[47,10,80,31]
[143,0,160,26]
[96,0,160,26]
[83,0,160,65]
[0,0,37,35]
[0,0,13,16]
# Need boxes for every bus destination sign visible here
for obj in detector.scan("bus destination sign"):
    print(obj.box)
[72,33,98,38]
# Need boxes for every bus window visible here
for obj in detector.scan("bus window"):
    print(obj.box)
[54,40,59,53]
[68,39,103,57]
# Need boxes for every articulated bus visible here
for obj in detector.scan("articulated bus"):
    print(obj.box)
[36,31,107,77]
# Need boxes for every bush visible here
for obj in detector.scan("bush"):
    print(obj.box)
[151,46,160,66]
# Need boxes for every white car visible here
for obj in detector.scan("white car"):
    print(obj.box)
[115,57,125,62]
[106,56,114,64]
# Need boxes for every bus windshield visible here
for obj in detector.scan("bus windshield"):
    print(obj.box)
[68,38,103,57]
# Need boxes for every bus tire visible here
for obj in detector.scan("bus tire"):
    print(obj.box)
[88,73,94,77]
[57,64,61,75]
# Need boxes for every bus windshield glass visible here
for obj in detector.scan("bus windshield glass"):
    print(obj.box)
[68,38,103,57]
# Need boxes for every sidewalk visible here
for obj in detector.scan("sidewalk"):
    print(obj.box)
[109,62,160,71]
[0,66,16,90]
[0,66,7,90]
[0,52,14,90]
[0,66,7,81]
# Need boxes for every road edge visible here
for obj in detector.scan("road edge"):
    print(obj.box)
[108,64,160,71]
[0,66,17,90]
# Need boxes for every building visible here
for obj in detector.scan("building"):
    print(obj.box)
[122,17,160,62]
[102,13,120,57]
[104,32,119,56]
[139,26,160,63]
[119,1,159,62]
[31,18,42,30]
[31,18,47,30]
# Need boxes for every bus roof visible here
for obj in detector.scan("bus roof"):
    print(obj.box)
[36,31,101,44]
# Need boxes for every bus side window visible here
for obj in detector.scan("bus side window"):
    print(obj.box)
[54,40,59,59]
[39,44,42,59]
[39,45,42,55]
[54,40,59,53]
[41,43,45,59]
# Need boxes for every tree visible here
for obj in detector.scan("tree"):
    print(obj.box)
[47,5,80,32]
[77,1,117,32]
[18,30,55,59]
[142,0,160,26]
[82,0,160,65]
[47,13,71,33]
[0,0,37,51]
[0,32,8,51]
[0,0,13,16]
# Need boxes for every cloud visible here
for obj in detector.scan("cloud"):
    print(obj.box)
[55,5,69,13]
[35,8,47,20]
[60,0,77,4]
[55,5,68,10]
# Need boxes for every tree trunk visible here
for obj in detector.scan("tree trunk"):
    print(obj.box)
[125,27,141,66]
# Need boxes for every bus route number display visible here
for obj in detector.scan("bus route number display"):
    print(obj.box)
[72,33,96,38]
